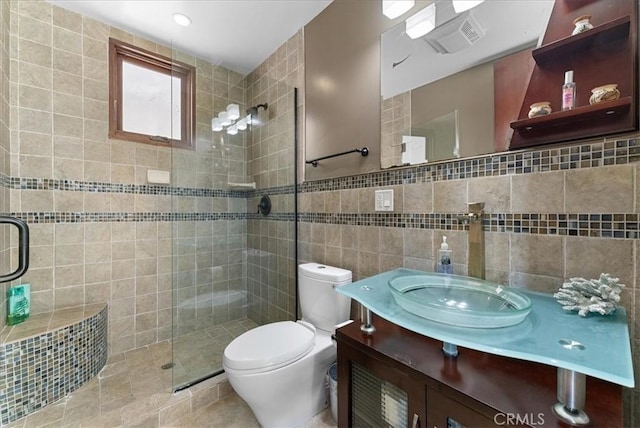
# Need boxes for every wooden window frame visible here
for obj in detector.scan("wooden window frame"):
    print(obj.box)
[109,38,196,149]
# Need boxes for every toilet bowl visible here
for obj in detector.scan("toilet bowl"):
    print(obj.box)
[223,263,352,428]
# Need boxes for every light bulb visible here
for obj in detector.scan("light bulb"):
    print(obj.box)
[227,124,238,135]
[405,3,436,39]
[382,0,414,19]
[211,118,223,132]
[237,117,247,130]
[452,0,485,13]
[226,103,240,121]
[218,111,231,126]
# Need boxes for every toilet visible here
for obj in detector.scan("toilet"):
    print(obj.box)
[222,263,352,428]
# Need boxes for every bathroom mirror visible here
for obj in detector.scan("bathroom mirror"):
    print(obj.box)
[380,0,554,169]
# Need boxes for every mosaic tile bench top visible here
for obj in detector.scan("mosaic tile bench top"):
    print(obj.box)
[0,304,108,426]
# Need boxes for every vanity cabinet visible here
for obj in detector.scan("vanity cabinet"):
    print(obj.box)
[336,316,623,428]
[507,0,637,149]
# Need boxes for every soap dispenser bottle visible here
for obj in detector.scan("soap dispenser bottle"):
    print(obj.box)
[437,236,453,274]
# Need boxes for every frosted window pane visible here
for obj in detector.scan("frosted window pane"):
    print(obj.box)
[121,61,182,140]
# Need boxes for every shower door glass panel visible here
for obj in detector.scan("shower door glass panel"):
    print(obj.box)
[170,43,298,389]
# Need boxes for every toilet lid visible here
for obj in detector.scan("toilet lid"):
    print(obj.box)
[223,321,316,371]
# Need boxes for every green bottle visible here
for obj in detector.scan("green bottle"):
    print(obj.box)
[7,284,30,326]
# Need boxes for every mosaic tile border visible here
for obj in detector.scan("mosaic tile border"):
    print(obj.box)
[0,174,256,198]
[3,212,295,224]
[298,137,640,193]
[0,305,108,426]
[1,211,636,238]
[297,212,640,239]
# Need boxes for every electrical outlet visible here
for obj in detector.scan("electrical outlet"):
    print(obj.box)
[375,189,394,211]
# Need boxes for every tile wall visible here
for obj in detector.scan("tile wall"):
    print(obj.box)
[2,0,251,355]
[296,135,640,424]
[380,92,410,169]
[243,31,302,324]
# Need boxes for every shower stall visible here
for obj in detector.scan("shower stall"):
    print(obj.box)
[168,55,299,390]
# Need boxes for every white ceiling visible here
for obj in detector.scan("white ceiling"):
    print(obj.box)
[49,0,333,75]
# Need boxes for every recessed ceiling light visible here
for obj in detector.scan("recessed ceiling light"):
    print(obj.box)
[172,13,192,27]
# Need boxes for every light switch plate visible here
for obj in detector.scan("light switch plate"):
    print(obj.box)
[375,189,394,211]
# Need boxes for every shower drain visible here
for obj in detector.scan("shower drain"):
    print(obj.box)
[161,362,175,370]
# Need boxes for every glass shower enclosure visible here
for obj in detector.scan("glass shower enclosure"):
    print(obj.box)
[169,51,298,390]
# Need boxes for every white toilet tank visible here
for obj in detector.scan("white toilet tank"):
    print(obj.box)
[298,263,352,332]
[298,263,351,332]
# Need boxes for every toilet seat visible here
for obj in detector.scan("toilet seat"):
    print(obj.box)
[223,321,316,373]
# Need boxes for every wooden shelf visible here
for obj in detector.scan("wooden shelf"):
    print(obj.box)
[510,96,632,132]
[532,15,631,65]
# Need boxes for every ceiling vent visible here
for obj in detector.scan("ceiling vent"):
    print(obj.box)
[424,11,486,54]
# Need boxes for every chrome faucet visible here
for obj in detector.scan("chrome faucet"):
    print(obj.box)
[456,202,485,280]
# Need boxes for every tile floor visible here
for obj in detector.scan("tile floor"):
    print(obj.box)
[5,317,337,428]
[172,318,258,389]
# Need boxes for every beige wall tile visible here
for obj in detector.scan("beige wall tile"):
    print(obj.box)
[511,234,563,278]
[380,227,403,255]
[19,1,52,23]
[403,228,433,260]
[19,85,51,111]
[485,232,509,272]
[52,49,81,75]
[84,161,110,182]
[433,179,467,213]
[54,157,83,180]
[340,189,358,213]
[403,182,432,213]
[53,70,82,95]
[18,39,51,67]
[566,164,633,213]
[19,62,51,89]
[20,131,52,156]
[52,6,82,32]
[19,108,51,134]
[566,237,633,288]
[53,113,82,138]
[52,26,81,54]
[21,189,53,211]
[53,93,82,117]
[19,15,51,45]
[53,190,83,211]
[468,175,510,213]
[511,171,564,213]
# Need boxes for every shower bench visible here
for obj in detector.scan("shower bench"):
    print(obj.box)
[0,303,108,426]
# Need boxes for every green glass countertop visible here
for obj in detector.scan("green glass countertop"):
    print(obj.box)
[336,268,634,388]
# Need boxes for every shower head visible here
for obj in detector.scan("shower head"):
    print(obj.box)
[246,103,268,116]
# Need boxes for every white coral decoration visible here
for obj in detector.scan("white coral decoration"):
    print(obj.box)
[553,273,625,317]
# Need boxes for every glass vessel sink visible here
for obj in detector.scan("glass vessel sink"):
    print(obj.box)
[388,273,532,328]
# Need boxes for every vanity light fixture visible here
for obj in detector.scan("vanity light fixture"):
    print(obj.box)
[212,104,251,134]
[405,3,436,39]
[452,0,485,13]
[172,13,192,27]
[382,0,415,19]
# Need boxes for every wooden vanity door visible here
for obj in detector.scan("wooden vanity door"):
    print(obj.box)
[338,339,426,428]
